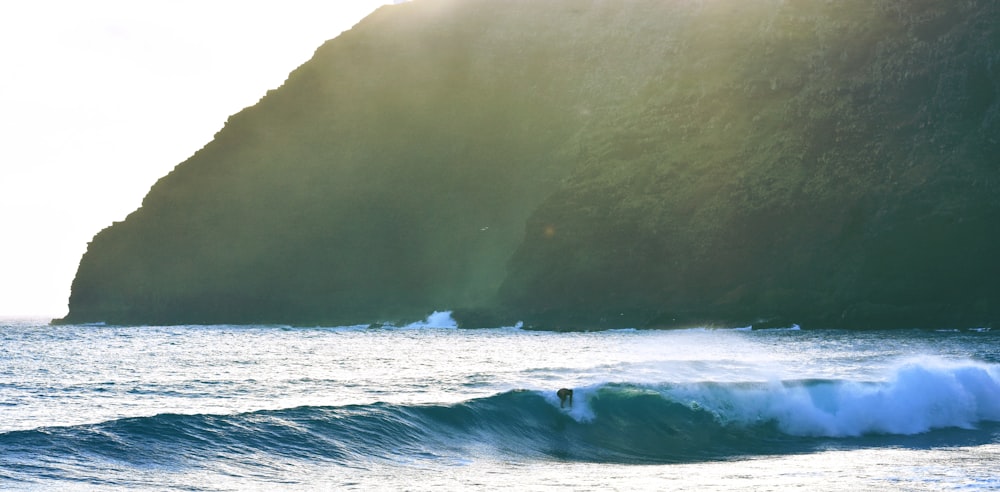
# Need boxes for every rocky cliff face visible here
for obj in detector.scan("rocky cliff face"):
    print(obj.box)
[61,0,1000,329]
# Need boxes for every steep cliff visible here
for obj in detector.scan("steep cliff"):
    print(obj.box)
[61,0,1000,329]
[500,0,1000,329]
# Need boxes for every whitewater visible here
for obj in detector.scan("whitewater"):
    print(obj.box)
[1,315,998,490]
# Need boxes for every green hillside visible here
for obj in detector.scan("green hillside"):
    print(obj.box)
[61,0,1000,329]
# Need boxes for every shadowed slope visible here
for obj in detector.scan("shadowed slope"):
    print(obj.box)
[62,0,1000,329]
[500,0,1000,329]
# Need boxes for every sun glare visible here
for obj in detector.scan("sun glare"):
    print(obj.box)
[0,1,395,317]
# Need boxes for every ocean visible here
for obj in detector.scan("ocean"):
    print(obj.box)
[1,314,998,490]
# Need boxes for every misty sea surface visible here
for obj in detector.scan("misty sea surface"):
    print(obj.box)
[1,314,999,490]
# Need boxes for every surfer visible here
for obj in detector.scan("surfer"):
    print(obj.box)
[557,388,573,408]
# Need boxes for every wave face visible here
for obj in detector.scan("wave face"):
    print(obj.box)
[667,361,1000,438]
[3,361,997,470]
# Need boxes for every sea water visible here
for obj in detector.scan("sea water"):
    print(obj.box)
[1,315,998,490]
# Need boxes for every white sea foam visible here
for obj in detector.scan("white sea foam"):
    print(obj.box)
[666,357,1000,437]
[401,310,459,329]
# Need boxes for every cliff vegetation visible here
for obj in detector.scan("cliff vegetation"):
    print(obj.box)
[61,0,1000,330]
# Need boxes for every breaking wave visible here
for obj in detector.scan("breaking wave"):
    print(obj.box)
[2,360,997,474]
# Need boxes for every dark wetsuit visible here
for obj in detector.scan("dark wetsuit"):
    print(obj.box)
[557,388,573,408]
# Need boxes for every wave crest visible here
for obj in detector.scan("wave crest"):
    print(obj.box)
[2,361,997,467]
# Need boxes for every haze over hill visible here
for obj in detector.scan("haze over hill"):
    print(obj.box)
[61,0,1000,329]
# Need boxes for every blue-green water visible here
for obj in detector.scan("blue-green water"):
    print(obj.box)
[1,315,998,490]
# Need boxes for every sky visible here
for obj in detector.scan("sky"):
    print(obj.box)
[0,1,402,318]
